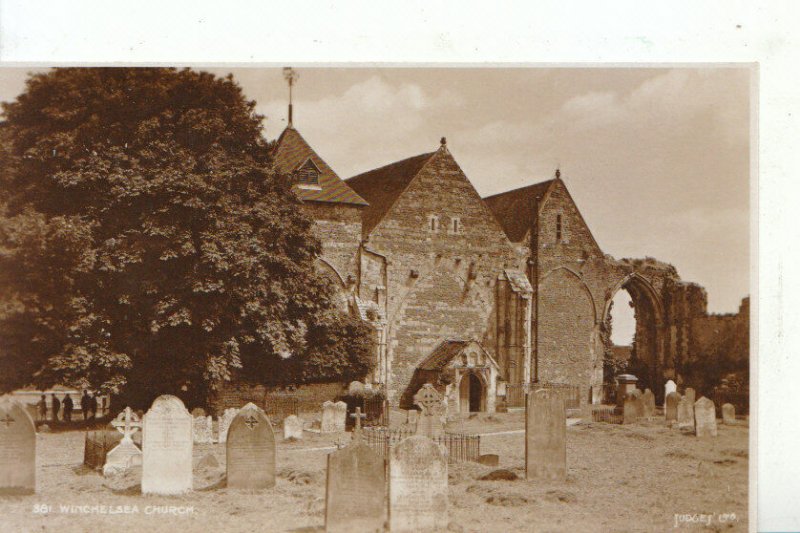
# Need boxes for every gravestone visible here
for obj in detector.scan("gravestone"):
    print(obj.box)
[226,402,276,489]
[191,407,206,417]
[103,407,142,476]
[0,397,36,494]
[321,401,337,433]
[218,407,238,444]
[665,392,681,423]
[642,389,656,418]
[630,388,645,419]
[684,387,696,405]
[407,409,419,427]
[414,384,446,438]
[325,408,385,533]
[694,397,718,438]
[389,435,448,533]
[664,380,677,405]
[333,401,348,432]
[677,396,695,432]
[623,394,639,424]
[347,380,365,396]
[525,388,566,480]
[722,403,736,425]
[283,415,303,440]
[193,415,213,444]
[141,395,193,495]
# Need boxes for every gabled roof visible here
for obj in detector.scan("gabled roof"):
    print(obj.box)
[483,179,556,242]
[417,339,500,373]
[345,151,437,235]
[271,126,368,206]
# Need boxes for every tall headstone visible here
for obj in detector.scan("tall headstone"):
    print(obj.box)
[631,388,645,419]
[684,387,696,405]
[623,394,639,424]
[615,374,638,408]
[525,388,566,480]
[665,392,681,423]
[141,395,193,495]
[321,401,337,433]
[325,408,385,533]
[103,407,142,476]
[642,389,656,418]
[218,407,238,443]
[283,415,303,440]
[226,402,276,489]
[0,397,36,494]
[694,397,718,438]
[414,384,446,438]
[389,435,448,533]
[333,401,348,432]
[193,415,213,444]
[664,380,677,405]
[722,403,736,425]
[677,396,695,432]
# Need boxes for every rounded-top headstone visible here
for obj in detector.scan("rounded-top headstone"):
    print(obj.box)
[226,402,276,489]
[0,397,36,494]
[721,403,736,425]
[141,395,193,495]
[694,397,718,438]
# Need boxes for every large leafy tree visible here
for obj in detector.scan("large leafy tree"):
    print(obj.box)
[0,68,373,405]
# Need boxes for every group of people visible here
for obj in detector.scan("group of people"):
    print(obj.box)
[37,390,104,423]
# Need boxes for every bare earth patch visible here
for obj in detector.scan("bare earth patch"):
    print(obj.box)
[0,414,748,532]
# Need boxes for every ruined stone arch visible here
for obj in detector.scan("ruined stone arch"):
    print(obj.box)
[315,256,350,313]
[602,272,667,401]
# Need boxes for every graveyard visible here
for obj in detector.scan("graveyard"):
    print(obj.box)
[0,393,748,532]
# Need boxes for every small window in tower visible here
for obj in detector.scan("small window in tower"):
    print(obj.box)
[450,217,462,234]
[556,214,563,243]
[428,215,440,232]
[295,158,322,189]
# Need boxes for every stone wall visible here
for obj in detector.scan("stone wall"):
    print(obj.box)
[301,201,363,287]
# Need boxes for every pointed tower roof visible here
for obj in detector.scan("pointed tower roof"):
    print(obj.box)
[271,126,368,206]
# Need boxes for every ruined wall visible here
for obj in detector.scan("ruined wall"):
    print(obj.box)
[363,149,526,406]
[301,202,363,286]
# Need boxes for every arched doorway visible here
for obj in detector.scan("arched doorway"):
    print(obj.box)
[603,273,666,402]
[459,372,485,413]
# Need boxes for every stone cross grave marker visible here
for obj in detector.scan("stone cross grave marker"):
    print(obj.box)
[665,392,681,423]
[526,388,566,481]
[722,403,736,425]
[414,384,446,438]
[321,401,337,433]
[389,435,448,533]
[141,395,193,495]
[349,407,367,438]
[677,396,695,432]
[642,389,656,418]
[218,407,238,443]
[193,414,213,444]
[684,387,696,405]
[664,380,677,405]
[694,397,718,438]
[325,407,385,533]
[103,407,142,476]
[0,397,36,494]
[283,414,303,440]
[226,402,276,489]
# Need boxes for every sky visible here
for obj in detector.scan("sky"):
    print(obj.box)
[0,67,751,344]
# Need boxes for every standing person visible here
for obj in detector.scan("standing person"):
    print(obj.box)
[89,393,98,420]
[63,393,74,423]
[37,394,47,422]
[51,394,61,423]
[81,390,90,421]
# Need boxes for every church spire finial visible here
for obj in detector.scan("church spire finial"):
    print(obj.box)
[283,67,299,127]
[555,167,561,179]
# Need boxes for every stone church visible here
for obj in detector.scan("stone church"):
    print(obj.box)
[219,116,747,415]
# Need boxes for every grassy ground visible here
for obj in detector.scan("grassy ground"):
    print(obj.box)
[0,413,748,532]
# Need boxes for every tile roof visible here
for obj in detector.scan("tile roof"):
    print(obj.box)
[271,126,368,206]
[417,340,471,371]
[345,151,437,235]
[483,180,556,243]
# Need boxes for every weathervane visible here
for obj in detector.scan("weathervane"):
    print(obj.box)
[283,67,299,126]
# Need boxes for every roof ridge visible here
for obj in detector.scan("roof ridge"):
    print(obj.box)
[482,178,556,200]
[347,151,437,182]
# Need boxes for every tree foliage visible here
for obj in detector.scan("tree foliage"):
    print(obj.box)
[0,68,373,403]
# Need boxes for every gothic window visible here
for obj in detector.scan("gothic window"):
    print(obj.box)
[295,158,322,189]
[556,213,563,243]
[428,214,440,232]
[450,217,462,234]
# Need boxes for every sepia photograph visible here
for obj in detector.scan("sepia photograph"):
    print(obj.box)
[0,65,752,531]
